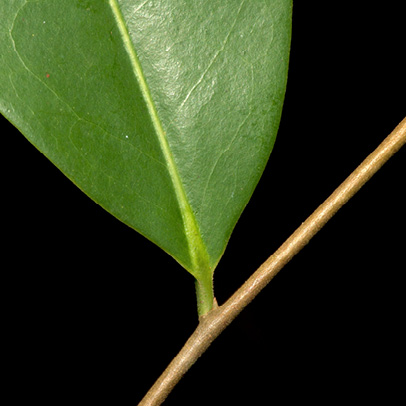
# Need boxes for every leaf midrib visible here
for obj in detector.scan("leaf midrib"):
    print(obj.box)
[109,0,210,277]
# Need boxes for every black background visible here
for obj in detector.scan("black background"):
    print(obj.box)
[2,3,405,405]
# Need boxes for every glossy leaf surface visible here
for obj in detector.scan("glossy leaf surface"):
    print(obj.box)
[0,1,291,293]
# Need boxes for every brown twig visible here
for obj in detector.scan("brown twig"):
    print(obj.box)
[139,116,406,406]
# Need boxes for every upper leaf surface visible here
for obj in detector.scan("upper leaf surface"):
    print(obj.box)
[0,0,291,278]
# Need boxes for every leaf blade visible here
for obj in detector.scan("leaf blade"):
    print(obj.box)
[0,1,292,294]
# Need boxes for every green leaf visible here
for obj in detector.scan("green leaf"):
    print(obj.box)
[0,0,291,314]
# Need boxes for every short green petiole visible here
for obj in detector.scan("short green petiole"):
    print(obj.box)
[195,273,216,318]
